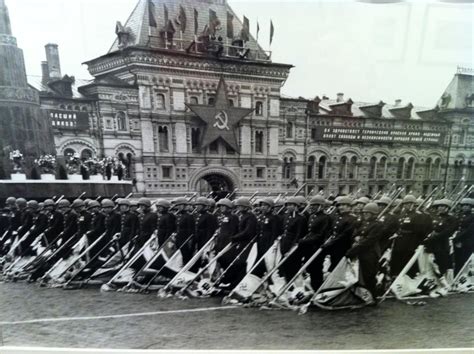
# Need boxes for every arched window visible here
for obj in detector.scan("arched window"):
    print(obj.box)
[64,148,75,158]
[468,160,474,181]
[74,106,80,111]
[339,156,347,179]
[156,94,166,109]
[283,157,294,180]
[191,127,201,152]
[424,158,432,180]
[317,156,327,179]
[158,126,169,152]
[81,149,93,160]
[116,111,127,131]
[59,104,66,110]
[397,157,405,179]
[82,106,88,112]
[255,131,264,154]
[348,156,357,179]
[190,96,199,105]
[377,157,387,179]
[405,157,415,180]
[454,159,464,181]
[307,156,315,179]
[255,101,264,116]
[286,122,293,138]
[431,158,441,180]
[369,157,377,180]
[208,97,215,105]
[228,99,234,107]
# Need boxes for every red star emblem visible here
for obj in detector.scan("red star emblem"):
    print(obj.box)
[186,77,254,153]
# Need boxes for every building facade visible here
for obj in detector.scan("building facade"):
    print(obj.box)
[2,0,473,197]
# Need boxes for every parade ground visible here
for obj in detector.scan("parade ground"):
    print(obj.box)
[0,282,472,351]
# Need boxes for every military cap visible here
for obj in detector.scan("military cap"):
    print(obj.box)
[16,198,27,207]
[253,198,264,206]
[72,199,85,208]
[216,198,233,208]
[84,199,92,207]
[118,199,131,206]
[376,196,392,205]
[27,200,39,210]
[57,199,71,208]
[275,198,285,207]
[355,197,370,205]
[460,198,474,206]
[88,200,100,209]
[207,199,216,207]
[234,197,251,208]
[155,199,171,209]
[137,198,151,207]
[6,197,16,205]
[402,195,417,204]
[415,197,424,206]
[174,197,188,206]
[310,196,326,205]
[43,199,55,207]
[336,196,353,205]
[38,202,44,209]
[294,196,307,205]
[433,199,453,208]
[194,197,209,206]
[101,199,115,208]
[260,198,275,208]
[285,196,300,205]
[363,203,379,214]
[130,200,139,207]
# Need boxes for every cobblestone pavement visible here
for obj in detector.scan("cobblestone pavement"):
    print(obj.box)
[0,282,473,350]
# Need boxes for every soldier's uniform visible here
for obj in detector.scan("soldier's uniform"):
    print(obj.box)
[346,203,385,297]
[214,199,239,253]
[156,208,176,246]
[194,198,218,251]
[44,209,65,247]
[423,199,458,276]
[453,199,474,274]
[118,201,140,248]
[174,199,195,264]
[19,202,48,256]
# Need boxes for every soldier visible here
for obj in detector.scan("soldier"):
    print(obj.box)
[0,197,19,255]
[16,201,45,257]
[194,197,218,251]
[117,199,139,248]
[346,203,384,299]
[12,199,36,256]
[375,196,400,253]
[130,200,139,215]
[174,197,195,265]
[297,195,332,290]
[133,198,157,254]
[155,198,176,246]
[214,198,238,254]
[56,200,78,246]
[85,200,106,255]
[423,199,458,297]
[322,196,357,271]
[43,199,64,247]
[390,195,433,277]
[352,197,369,222]
[280,196,307,282]
[453,198,474,275]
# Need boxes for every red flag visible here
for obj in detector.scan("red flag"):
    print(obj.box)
[270,20,274,45]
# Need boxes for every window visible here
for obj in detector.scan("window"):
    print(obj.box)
[286,122,293,138]
[116,111,127,131]
[105,119,113,129]
[318,156,326,179]
[64,148,75,158]
[158,126,169,152]
[74,106,80,111]
[397,157,405,179]
[256,167,265,179]
[431,159,441,180]
[255,101,263,116]
[81,149,93,160]
[190,96,199,105]
[468,160,474,181]
[339,156,347,179]
[283,157,294,180]
[348,157,357,179]
[228,99,234,107]
[156,94,166,109]
[405,157,415,180]
[377,157,387,179]
[209,140,219,154]
[454,159,464,181]
[369,157,377,180]
[191,128,201,152]
[208,97,215,105]
[255,131,264,154]
[460,129,467,145]
[307,156,315,179]
[424,158,432,180]
[162,166,172,179]
[311,128,317,140]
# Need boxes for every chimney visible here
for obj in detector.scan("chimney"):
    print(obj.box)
[45,43,61,79]
[337,93,344,102]
[395,99,402,106]
[41,61,50,85]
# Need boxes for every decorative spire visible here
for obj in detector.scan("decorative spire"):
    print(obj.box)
[0,0,12,36]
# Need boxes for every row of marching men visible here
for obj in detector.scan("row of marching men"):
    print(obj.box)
[0,186,473,311]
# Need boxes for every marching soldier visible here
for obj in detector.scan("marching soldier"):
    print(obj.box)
[16,201,45,257]
[423,199,458,297]
[194,197,218,251]
[352,197,369,222]
[214,198,238,253]
[322,196,356,271]
[13,199,36,256]
[375,196,400,253]
[174,197,195,265]
[453,198,474,275]
[297,195,332,290]
[133,198,156,255]
[346,202,384,299]
[155,198,176,246]
[390,195,433,277]
[43,199,64,247]
[117,199,139,248]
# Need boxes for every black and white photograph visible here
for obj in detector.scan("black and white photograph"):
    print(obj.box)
[0,0,473,353]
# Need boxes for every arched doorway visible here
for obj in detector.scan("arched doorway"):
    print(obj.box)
[197,173,234,199]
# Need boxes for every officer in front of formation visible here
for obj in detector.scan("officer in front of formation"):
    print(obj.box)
[453,198,474,275]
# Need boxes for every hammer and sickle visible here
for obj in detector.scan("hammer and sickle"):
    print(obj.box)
[213,110,230,130]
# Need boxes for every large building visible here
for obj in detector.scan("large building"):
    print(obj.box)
[3,0,474,197]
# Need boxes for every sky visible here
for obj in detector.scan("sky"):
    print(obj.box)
[6,0,474,108]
